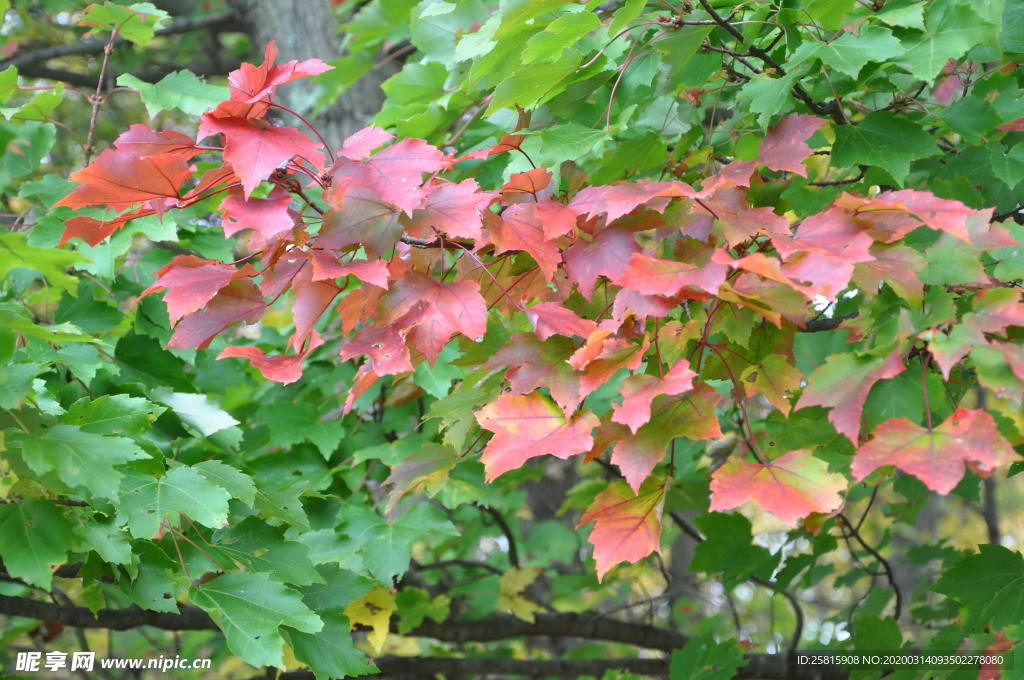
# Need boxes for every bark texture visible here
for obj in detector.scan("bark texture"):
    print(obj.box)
[225,0,394,150]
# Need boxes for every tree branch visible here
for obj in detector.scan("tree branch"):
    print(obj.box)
[694,0,845,125]
[0,593,852,679]
[266,654,850,679]
[1,12,240,72]
[0,595,217,631]
[801,312,857,333]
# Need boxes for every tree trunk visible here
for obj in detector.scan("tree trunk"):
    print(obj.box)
[225,0,392,150]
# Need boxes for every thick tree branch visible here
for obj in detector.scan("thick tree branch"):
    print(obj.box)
[269,656,851,680]
[0,594,852,679]
[1,12,239,72]
[0,595,217,631]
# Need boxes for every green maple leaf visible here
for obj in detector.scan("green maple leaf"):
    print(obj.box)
[738,71,798,126]
[898,1,1000,80]
[117,71,228,117]
[0,500,72,589]
[215,517,324,587]
[395,586,450,633]
[341,503,458,582]
[189,572,322,668]
[689,512,778,590]
[117,466,230,539]
[283,611,376,680]
[0,232,84,294]
[11,425,148,501]
[298,564,378,614]
[153,388,239,438]
[259,401,345,460]
[80,2,170,46]
[193,460,256,507]
[831,111,935,186]
[61,394,164,436]
[670,632,749,680]
[941,96,1002,142]
[990,141,1024,189]
[486,48,582,115]
[932,545,1024,630]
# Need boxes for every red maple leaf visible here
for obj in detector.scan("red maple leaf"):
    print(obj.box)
[140,255,254,324]
[55,148,191,211]
[338,126,395,160]
[699,159,758,193]
[291,264,341,352]
[167,279,267,350]
[114,124,199,158]
[570,335,650,399]
[485,204,562,281]
[571,180,693,222]
[930,288,1024,377]
[198,114,325,196]
[709,449,847,527]
[339,300,433,376]
[757,113,825,177]
[326,138,450,215]
[835,190,993,244]
[696,188,790,247]
[563,225,640,300]
[500,168,552,205]
[600,383,722,492]
[483,334,582,415]
[979,632,1015,680]
[798,347,906,443]
[577,477,667,581]
[613,252,729,297]
[612,359,697,433]
[344,362,381,415]
[739,354,802,416]
[220,190,295,239]
[215,41,332,120]
[851,243,926,306]
[612,288,679,322]
[309,250,390,288]
[60,206,157,247]
[182,164,239,202]
[402,179,499,241]
[218,330,323,385]
[377,272,487,364]
[316,186,403,260]
[769,207,874,263]
[535,199,580,240]
[525,302,597,341]
[475,392,599,481]
[851,408,1018,494]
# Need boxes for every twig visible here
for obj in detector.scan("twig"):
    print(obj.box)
[83,27,119,165]
[838,513,902,620]
[477,504,520,568]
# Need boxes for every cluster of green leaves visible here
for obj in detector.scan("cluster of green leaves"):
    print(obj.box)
[3,1,1024,680]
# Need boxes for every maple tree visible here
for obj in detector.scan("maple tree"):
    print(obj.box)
[3,1,1024,680]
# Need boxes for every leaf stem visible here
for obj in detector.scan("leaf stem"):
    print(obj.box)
[83,27,118,166]
[708,343,765,464]
[921,355,933,432]
[270,102,336,164]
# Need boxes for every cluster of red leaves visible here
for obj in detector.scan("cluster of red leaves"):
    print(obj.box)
[58,46,1020,581]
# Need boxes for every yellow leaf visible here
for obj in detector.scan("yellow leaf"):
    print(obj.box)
[344,586,396,654]
[498,567,542,623]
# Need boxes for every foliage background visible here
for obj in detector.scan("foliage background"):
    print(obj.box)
[2,1,1024,679]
